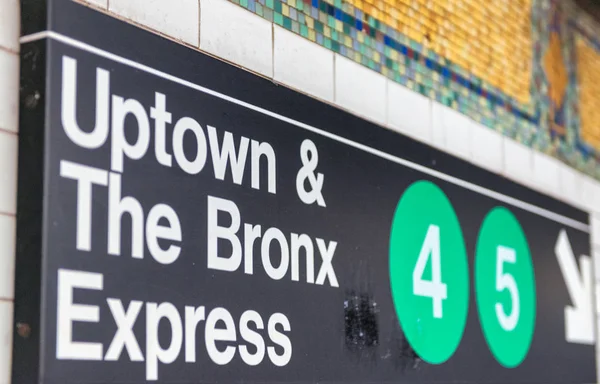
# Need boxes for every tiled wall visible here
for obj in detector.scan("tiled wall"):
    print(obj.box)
[0,0,19,382]
[227,0,600,181]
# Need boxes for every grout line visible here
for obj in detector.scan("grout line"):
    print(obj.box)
[332,53,336,102]
[467,117,473,161]
[198,0,202,48]
[0,127,17,136]
[271,22,275,79]
[427,95,433,143]
[499,127,506,186]
[0,45,18,55]
[16,30,592,232]
[384,77,388,127]
[0,212,16,219]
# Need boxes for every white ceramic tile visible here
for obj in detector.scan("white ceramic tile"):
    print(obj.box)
[431,102,474,157]
[503,137,534,187]
[109,0,198,46]
[532,151,560,194]
[0,50,18,133]
[0,132,17,215]
[335,55,386,125]
[386,81,431,143]
[596,319,600,382]
[582,176,600,214]
[470,122,503,173]
[0,0,19,53]
[443,108,471,160]
[273,26,334,102]
[594,249,600,283]
[597,346,600,384]
[430,101,445,149]
[597,318,600,352]
[559,164,585,209]
[82,0,108,9]
[0,215,14,300]
[597,353,600,384]
[201,0,273,77]
[428,104,471,160]
[592,215,600,248]
[0,302,12,384]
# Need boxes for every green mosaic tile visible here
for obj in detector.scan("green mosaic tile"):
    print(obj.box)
[263,7,273,21]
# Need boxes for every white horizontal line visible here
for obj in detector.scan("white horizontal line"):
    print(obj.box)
[20,31,50,44]
[20,31,590,233]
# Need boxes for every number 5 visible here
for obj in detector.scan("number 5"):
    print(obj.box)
[496,246,519,331]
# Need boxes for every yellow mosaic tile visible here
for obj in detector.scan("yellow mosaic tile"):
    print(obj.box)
[343,0,533,104]
[544,30,568,134]
[306,16,314,29]
[576,37,600,151]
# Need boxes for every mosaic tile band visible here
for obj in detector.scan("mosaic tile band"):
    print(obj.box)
[229,0,600,179]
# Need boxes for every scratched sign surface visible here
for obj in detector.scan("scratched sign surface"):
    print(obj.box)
[13,1,596,383]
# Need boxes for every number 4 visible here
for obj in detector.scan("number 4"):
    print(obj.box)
[413,225,447,319]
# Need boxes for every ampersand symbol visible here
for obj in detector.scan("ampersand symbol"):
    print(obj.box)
[296,139,326,207]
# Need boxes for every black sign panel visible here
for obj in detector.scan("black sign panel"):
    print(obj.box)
[14,1,596,383]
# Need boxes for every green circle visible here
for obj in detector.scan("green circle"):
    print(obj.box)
[475,207,536,368]
[389,180,469,364]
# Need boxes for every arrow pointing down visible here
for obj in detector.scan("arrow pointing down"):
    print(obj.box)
[555,229,595,345]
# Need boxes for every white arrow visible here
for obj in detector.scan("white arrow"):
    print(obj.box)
[555,229,595,345]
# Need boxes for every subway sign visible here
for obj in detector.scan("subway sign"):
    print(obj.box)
[14,1,596,383]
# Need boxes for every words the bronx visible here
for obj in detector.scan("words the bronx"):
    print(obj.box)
[55,56,339,380]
